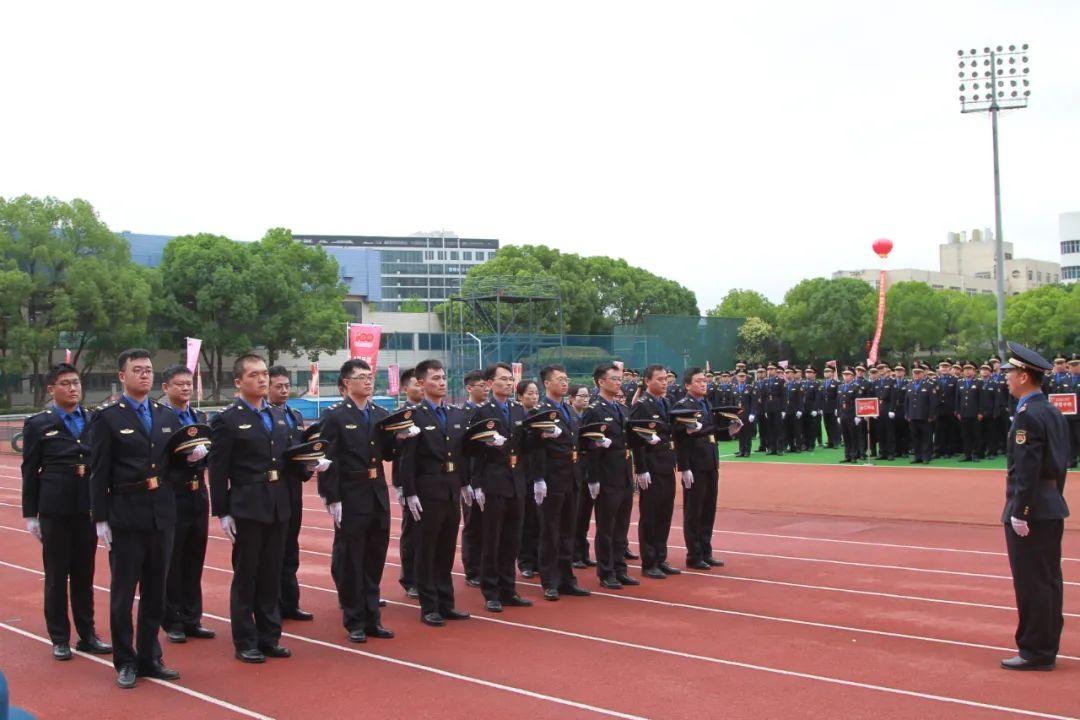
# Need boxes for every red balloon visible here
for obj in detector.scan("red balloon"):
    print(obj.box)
[872,238,893,259]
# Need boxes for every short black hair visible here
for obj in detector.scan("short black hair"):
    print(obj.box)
[117,348,152,371]
[683,366,704,385]
[464,370,485,387]
[539,364,566,383]
[515,379,538,398]
[400,367,416,385]
[415,358,444,379]
[268,365,290,381]
[593,363,619,385]
[483,363,513,382]
[162,364,193,383]
[643,364,666,381]
[232,353,266,380]
[338,359,371,386]
[45,363,79,387]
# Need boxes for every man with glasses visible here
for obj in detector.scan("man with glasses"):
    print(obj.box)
[673,367,722,569]
[91,349,179,688]
[22,363,111,662]
[570,384,598,569]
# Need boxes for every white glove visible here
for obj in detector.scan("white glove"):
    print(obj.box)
[781,412,786,419]
[636,472,652,490]
[588,482,600,500]
[219,515,237,543]
[687,421,702,434]
[541,425,562,439]
[681,470,694,489]
[533,480,547,505]
[748,414,755,423]
[796,411,803,419]
[187,444,209,463]
[406,495,423,521]
[810,411,818,417]
[1009,416,1014,422]
[96,521,112,550]
[327,501,342,528]
[313,458,332,473]
[485,432,506,447]
[1010,516,1030,537]
[854,417,861,426]
[397,425,422,440]
[26,518,42,542]
[594,437,612,449]
[460,485,474,507]
[888,412,895,420]
[473,487,486,511]
[395,486,405,506]
[646,433,661,445]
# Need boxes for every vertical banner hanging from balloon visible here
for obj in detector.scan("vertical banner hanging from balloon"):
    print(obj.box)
[867,238,893,366]
[185,338,202,373]
[347,323,382,369]
[387,363,400,396]
[307,362,319,396]
[64,349,72,364]
[512,362,523,383]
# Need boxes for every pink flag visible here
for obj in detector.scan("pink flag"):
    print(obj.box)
[307,362,319,396]
[512,362,523,382]
[826,359,837,369]
[613,360,624,372]
[195,363,204,402]
[388,363,400,396]
[778,360,789,370]
[185,338,202,373]
[64,349,72,364]
[347,324,382,369]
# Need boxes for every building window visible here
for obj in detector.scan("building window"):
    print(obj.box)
[1037,271,1042,282]
[425,251,434,260]
[1011,270,1021,279]
[931,284,943,289]
[418,333,446,351]
[1027,270,1033,281]
[463,251,472,261]
[1063,266,1080,280]
[379,333,415,350]
[437,251,446,260]
[450,251,458,260]
[948,286,961,291]
[1062,240,1080,255]
[974,272,991,279]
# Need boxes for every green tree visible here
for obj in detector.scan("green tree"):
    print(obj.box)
[1004,285,1071,353]
[707,289,778,326]
[399,297,427,313]
[776,277,875,362]
[0,195,154,405]
[735,316,773,368]
[880,281,946,360]
[954,292,998,357]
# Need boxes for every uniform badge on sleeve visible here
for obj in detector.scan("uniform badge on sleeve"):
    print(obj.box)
[1015,430,1027,445]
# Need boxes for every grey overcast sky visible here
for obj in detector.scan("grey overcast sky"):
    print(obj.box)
[3,1,1078,308]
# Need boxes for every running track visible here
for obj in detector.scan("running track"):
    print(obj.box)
[0,455,1077,719]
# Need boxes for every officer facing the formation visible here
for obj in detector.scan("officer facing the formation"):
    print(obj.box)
[999,342,1070,671]
[208,354,295,664]
[956,362,983,463]
[673,367,722,569]
[158,365,215,645]
[90,349,179,688]
[21,363,112,662]
[318,359,396,643]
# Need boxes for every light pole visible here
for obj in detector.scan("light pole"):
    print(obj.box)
[957,44,1030,357]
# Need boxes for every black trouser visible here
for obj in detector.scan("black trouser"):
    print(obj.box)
[895,415,909,455]
[757,411,768,451]
[480,494,525,601]
[979,417,996,457]
[765,412,784,453]
[909,419,932,462]
[1068,417,1079,466]
[460,497,483,581]
[109,525,174,670]
[738,420,755,455]
[539,490,578,591]
[935,414,958,455]
[876,415,895,458]
[40,514,97,645]
[230,517,287,652]
[517,492,540,572]
[638,471,675,570]
[683,466,718,564]
[398,504,415,590]
[573,482,595,563]
[960,416,981,459]
[414,495,460,616]
[783,413,801,451]
[802,412,819,449]
[333,511,390,632]
[994,415,1010,456]
[1005,519,1064,662]
[594,484,632,581]
[840,418,859,460]
[164,510,208,633]
[823,412,839,447]
[279,496,303,613]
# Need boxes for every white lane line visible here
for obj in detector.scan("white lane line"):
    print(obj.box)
[0,558,648,720]
[0,621,275,719]
[719,458,1005,472]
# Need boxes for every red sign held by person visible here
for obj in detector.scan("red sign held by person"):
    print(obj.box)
[347,323,382,369]
[1049,393,1077,416]
[855,397,880,418]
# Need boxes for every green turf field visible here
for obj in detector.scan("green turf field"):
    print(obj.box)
[715,442,1009,470]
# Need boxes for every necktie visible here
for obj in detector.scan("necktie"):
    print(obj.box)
[259,407,273,434]
[435,405,447,431]
[560,402,572,425]
[65,412,82,438]
[136,404,152,434]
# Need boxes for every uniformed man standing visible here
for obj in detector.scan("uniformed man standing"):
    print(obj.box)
[319,359,395,642]
[209,354,294,663]
[978,363,1000,459]
[935,360,960,458]
[781,368,803,453]
[873,362,896,460]
[821,365,840,449]
[459,369,489,587]
[802,367,822,451]
[674,367,722,569]
[394,367,424,598]
[763,365,785,455]
[1045,356,1078,469]
[957,362,983,463]
[893,364,910,458]
[90,349,178,688]
[398,359,472,626]
[906,365,935,464]
[753,367,769,452]
[733,370,755,457]
[999,342,1070,671]
[630,365,680,579]
[838,368,860,463]
[570,383,598,569]
[158,365,215,644]
[22,363,111,661]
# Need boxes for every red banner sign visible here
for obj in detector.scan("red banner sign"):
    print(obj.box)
[387,363,400,396]
[306,362,319,397]
[867,269,887,366]
[512,362,523,383]
[855,397,880,418]
[347,323,382,369]
[1049,393,1077,416]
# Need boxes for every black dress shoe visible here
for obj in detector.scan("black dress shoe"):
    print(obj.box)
[76,636,112,654]
[520,569,536,578]
[138,662,181,681]
[705,557,725,567]
[485,600,504,613]
[658,562,681,575]
[379,600,387,607]
[616,574,640,586]
[260,645,292,658]
[235,648,266,663]
[52,643,72,661]
[543,588,560,601]
[116,665,137,689]
[643,567,666,579]
[365,625,395,639]
[687,560,711,570]
[501,594,533,607]
[572,560,587,569]
[421,612,445,627]
[624,550,639,560]
[599,577,623,589]
[348,629,367,643]
[559,584,591,597]
[442,608,471,620]
[465,577,481,588]
[1000,655,1055,671]
[184,625,216,640]
[281,608,314,621]
[165,629,187,644]
[406,586,419,599]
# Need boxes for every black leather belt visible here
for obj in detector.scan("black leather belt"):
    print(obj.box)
[40,463,88,477]
[346,468,380,481]
[113,476,160,494]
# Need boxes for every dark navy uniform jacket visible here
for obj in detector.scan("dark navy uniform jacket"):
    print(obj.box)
[1003,392,1070,523]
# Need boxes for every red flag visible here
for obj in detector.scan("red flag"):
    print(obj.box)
[867,269,887,366]
[778,360,789,370]
[195,363,204,402]
[826,360,837,369]
[388,363,400,395]
[307,362,319,397]
[512,363,523,382]
[347,324,382,369]
[64,349,72,364]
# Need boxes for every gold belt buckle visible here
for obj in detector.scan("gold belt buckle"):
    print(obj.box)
[268,469,279,482]
[625,450,631,460]
[146,476,159,491]
[74,464,86,477]
[669,441,676,450]
[190,480,199,491]
[572,450,579,464]
[446,461,456,473]
[510,455,518,468]
[368,467,378,480]
[708,434,716,444]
